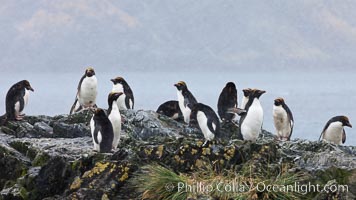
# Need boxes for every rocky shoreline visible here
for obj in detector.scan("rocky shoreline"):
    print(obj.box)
[0,110,355,200]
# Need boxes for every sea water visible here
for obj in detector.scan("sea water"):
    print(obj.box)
[0,70,355,145]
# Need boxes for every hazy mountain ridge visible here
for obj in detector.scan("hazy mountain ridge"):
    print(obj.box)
[1,1,356,72]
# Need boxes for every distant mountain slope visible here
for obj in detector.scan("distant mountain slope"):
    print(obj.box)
[1,1,356,72]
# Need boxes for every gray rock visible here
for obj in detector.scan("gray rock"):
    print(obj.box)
[279,139,356,170]
[0,110,355,199]
[33,122,54,138]
[122,109,202,141]
[52,122,90,138]
[24,115,52,126]
[4,121,34,138]
[0,184,26,200]
[32,157,73,200]
[9,136,94,161]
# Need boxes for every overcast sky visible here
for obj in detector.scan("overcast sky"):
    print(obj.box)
[1,0,356,72]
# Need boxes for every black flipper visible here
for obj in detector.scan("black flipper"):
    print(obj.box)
[93,122,101,144]
[207,118,216,135]
[125,96,133,109]
[70,98,81,114]
[319,131,324,141]
[123,84,134,109]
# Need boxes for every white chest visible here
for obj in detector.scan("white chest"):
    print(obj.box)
[112,84,124,93]
[79,76,98,105]
[177,90,191,123]
[323,122,344,145]
[241,99,263,141]
[109,102,122,149]
[90,117,101,151]
[24,89,30,106]
[197,111,215,141]
[15,89,30,113]
[273,105,292,139]
[241,96,249,109]
[113,84,131,110]
[117,93,127,110]
[109,103,122,130]
[177,90,185,108]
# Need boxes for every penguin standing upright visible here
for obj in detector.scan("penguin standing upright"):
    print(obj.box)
[238,89,266,141]
[4,80,34,121]
[319,116,352,145]
[241,88,252,110]
[190,103,220,142]
[273,97,294,141]
[70,67,97,114]
[156,100,182,120]
[217,82,238,122]
[107,92,123,150]
[111,77,134,110]
[90,108,114,153]
[174,81,198,123]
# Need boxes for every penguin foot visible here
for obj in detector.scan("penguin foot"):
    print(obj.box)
[121,115,126,123]
[16,116,24,120]
[202,140,211,147]
[231,121,239,127]
[278,137,290,142]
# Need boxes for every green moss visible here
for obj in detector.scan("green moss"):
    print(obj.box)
[5,121,19,130]
[71,160,81,171]
[9,141,37,160]
[313,167,352,186]
[65,110,92,124]
[3,180,16,189]
[31,153,50,167]
[92,153,111,163]
[21,168,28,177]
[19,187,29,200]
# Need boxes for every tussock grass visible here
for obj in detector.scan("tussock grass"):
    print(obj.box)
[131,163,308,200]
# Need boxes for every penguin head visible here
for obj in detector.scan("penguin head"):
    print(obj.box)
[85,67,95,77]
[338,116,352,128]
[174,81,187,91]
[94,108,107,119]
[108,92,123,105]
[225,82,236,92]
[111,77,127,85]
[252,89,266,99]
[242,88,252,97]
[225,82,236,89]
[274,97,285,106]
[20,80,34,91]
